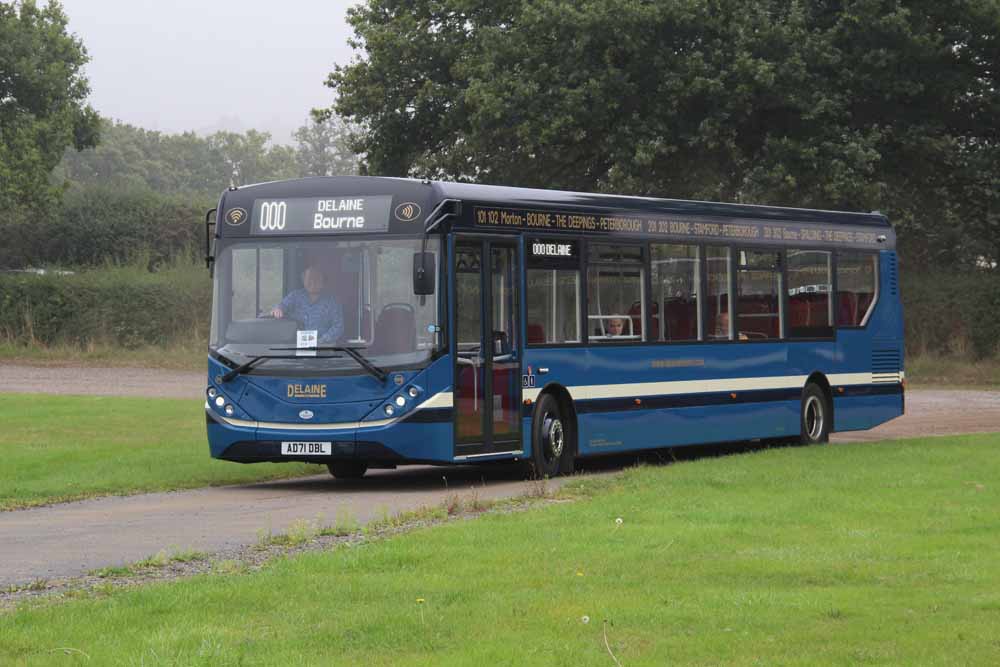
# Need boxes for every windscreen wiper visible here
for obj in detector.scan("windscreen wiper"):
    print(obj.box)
[218,354,306,383]
[268,345,388,383]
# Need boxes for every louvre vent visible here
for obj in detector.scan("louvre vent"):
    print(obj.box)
[888,255,898,296]
[872,348,901,383]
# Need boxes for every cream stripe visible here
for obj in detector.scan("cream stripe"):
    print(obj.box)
[523,371,891,403]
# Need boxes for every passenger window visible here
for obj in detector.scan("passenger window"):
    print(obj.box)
[787,249,833,338]
[837,252,878,326]
[736,250,782,340]
[650,244,700,341]
[705,246,732,340]
[526,238,581,345]
[587,244,645,342]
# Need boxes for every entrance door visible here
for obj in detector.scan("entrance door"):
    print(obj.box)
[454,238,522,456]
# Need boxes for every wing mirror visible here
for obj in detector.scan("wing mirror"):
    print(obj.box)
[412,252,436,295]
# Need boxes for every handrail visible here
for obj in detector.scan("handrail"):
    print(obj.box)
[204,208,217,271]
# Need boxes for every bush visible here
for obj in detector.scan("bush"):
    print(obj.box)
[0,185,213,269]
[901,268,1000,359]
[0,255,211,349]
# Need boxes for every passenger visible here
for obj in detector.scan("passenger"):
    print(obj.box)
[714,311,748,340]
[606,317,625,337]
[270,266,344,344]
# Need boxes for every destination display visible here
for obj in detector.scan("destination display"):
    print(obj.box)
[250,196,392,235]
[474,206,889,249]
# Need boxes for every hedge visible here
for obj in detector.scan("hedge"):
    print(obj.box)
[0,258,211,349]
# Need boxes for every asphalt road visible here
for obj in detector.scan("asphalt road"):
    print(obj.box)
[1,363,998,588]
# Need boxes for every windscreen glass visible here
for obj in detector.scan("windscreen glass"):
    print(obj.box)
[210,237,441,374]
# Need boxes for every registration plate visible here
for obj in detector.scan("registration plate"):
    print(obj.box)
[281,441,332,456]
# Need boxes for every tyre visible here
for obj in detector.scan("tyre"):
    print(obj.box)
[799,383,831,445]
[530,393,575,478]
[327,461,368,479]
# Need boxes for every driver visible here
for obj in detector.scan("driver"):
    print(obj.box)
[270,266,344,344]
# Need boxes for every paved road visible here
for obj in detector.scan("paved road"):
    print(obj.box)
[1,362,997,588]
[0,363,203,399]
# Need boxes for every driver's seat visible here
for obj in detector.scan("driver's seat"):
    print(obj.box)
[369,304,416,355]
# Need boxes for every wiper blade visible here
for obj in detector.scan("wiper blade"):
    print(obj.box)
[268,345,388,383]
[219,354,306,383]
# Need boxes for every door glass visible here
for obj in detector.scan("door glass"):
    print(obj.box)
[490,245,520,443]
[455,244,484,442]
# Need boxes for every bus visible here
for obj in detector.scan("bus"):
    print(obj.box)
[204,176,903,478]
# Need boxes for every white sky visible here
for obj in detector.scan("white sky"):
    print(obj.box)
[60,0,360,143]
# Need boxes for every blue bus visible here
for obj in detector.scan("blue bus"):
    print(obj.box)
[205,177,903,478]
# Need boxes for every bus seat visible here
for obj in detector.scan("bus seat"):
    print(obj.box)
[370,303,416,355]
[527,323,546,344]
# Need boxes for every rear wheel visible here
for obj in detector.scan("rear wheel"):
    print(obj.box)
[799,383,831,445]
[530,393,575,478]
[327,461,368,479]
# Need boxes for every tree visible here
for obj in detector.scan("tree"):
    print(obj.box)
[294,115,358,177]
[321,0,1000,267]
[0,0,99,217]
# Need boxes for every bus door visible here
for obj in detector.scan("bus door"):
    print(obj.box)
[453,237,522,456]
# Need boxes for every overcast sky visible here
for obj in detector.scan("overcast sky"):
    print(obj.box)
[60,0,360,144]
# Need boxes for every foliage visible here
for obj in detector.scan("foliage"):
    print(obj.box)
[0,255,211,349]
[324,0,1000,268]
[3,434,1000,664]
[902,267,1000,359]
[56,116,359,201]
[0,0,100,219]
[0,186,209,268]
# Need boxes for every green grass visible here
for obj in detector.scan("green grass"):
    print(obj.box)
[4,433,1000,665]
[906,354,1000,388]
[0,394,324,510]
[0,341,204,370]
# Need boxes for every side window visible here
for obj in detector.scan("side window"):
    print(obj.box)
[705,246,732,340]
[526,239,580,345]
[587,244,645,342]
[787,249,833,338]
[736,250,782,340]
[650,243,701,341]
[837,252,878,326]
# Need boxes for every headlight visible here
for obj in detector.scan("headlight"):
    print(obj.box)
[214,396,225,407]
[395,396,406,407]
[384,404,395,417]
[407,386,419,398]
[224,404,235,416]
[207,387,218,399]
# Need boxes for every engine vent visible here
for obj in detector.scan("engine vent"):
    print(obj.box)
[888,255,898,296]
[872,348,901,383]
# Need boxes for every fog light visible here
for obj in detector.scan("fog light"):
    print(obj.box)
[224,404,235,416]
[214,396,225,407]
[407,386,419,398]
[207,387,218,399]
[395,396,406,407]
[384,404,395,417]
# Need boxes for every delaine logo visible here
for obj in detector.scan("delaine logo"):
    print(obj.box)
[394,202,421,222]
[225,207,248,226]
[287,383,327,399]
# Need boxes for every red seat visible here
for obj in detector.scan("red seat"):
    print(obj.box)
[527,323,546,345]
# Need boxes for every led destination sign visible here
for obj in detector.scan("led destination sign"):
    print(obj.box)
[475,206,890,249]
[251,196,392,235]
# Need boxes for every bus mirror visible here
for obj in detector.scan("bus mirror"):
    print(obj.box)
[413,252,436,295]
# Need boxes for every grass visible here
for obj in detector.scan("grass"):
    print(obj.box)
[0,394,324,511]
[906,353,1000,388]
[0,340,204,370]
[3,433,1000,665]
[89,550,209,579]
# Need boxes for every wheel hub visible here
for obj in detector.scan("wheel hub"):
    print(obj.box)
[543,415,564,460]
[804,395,824,440]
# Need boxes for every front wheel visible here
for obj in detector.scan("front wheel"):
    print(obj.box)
[530,393,575,478]
[799,383,831,445]
[327,461,368,479]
